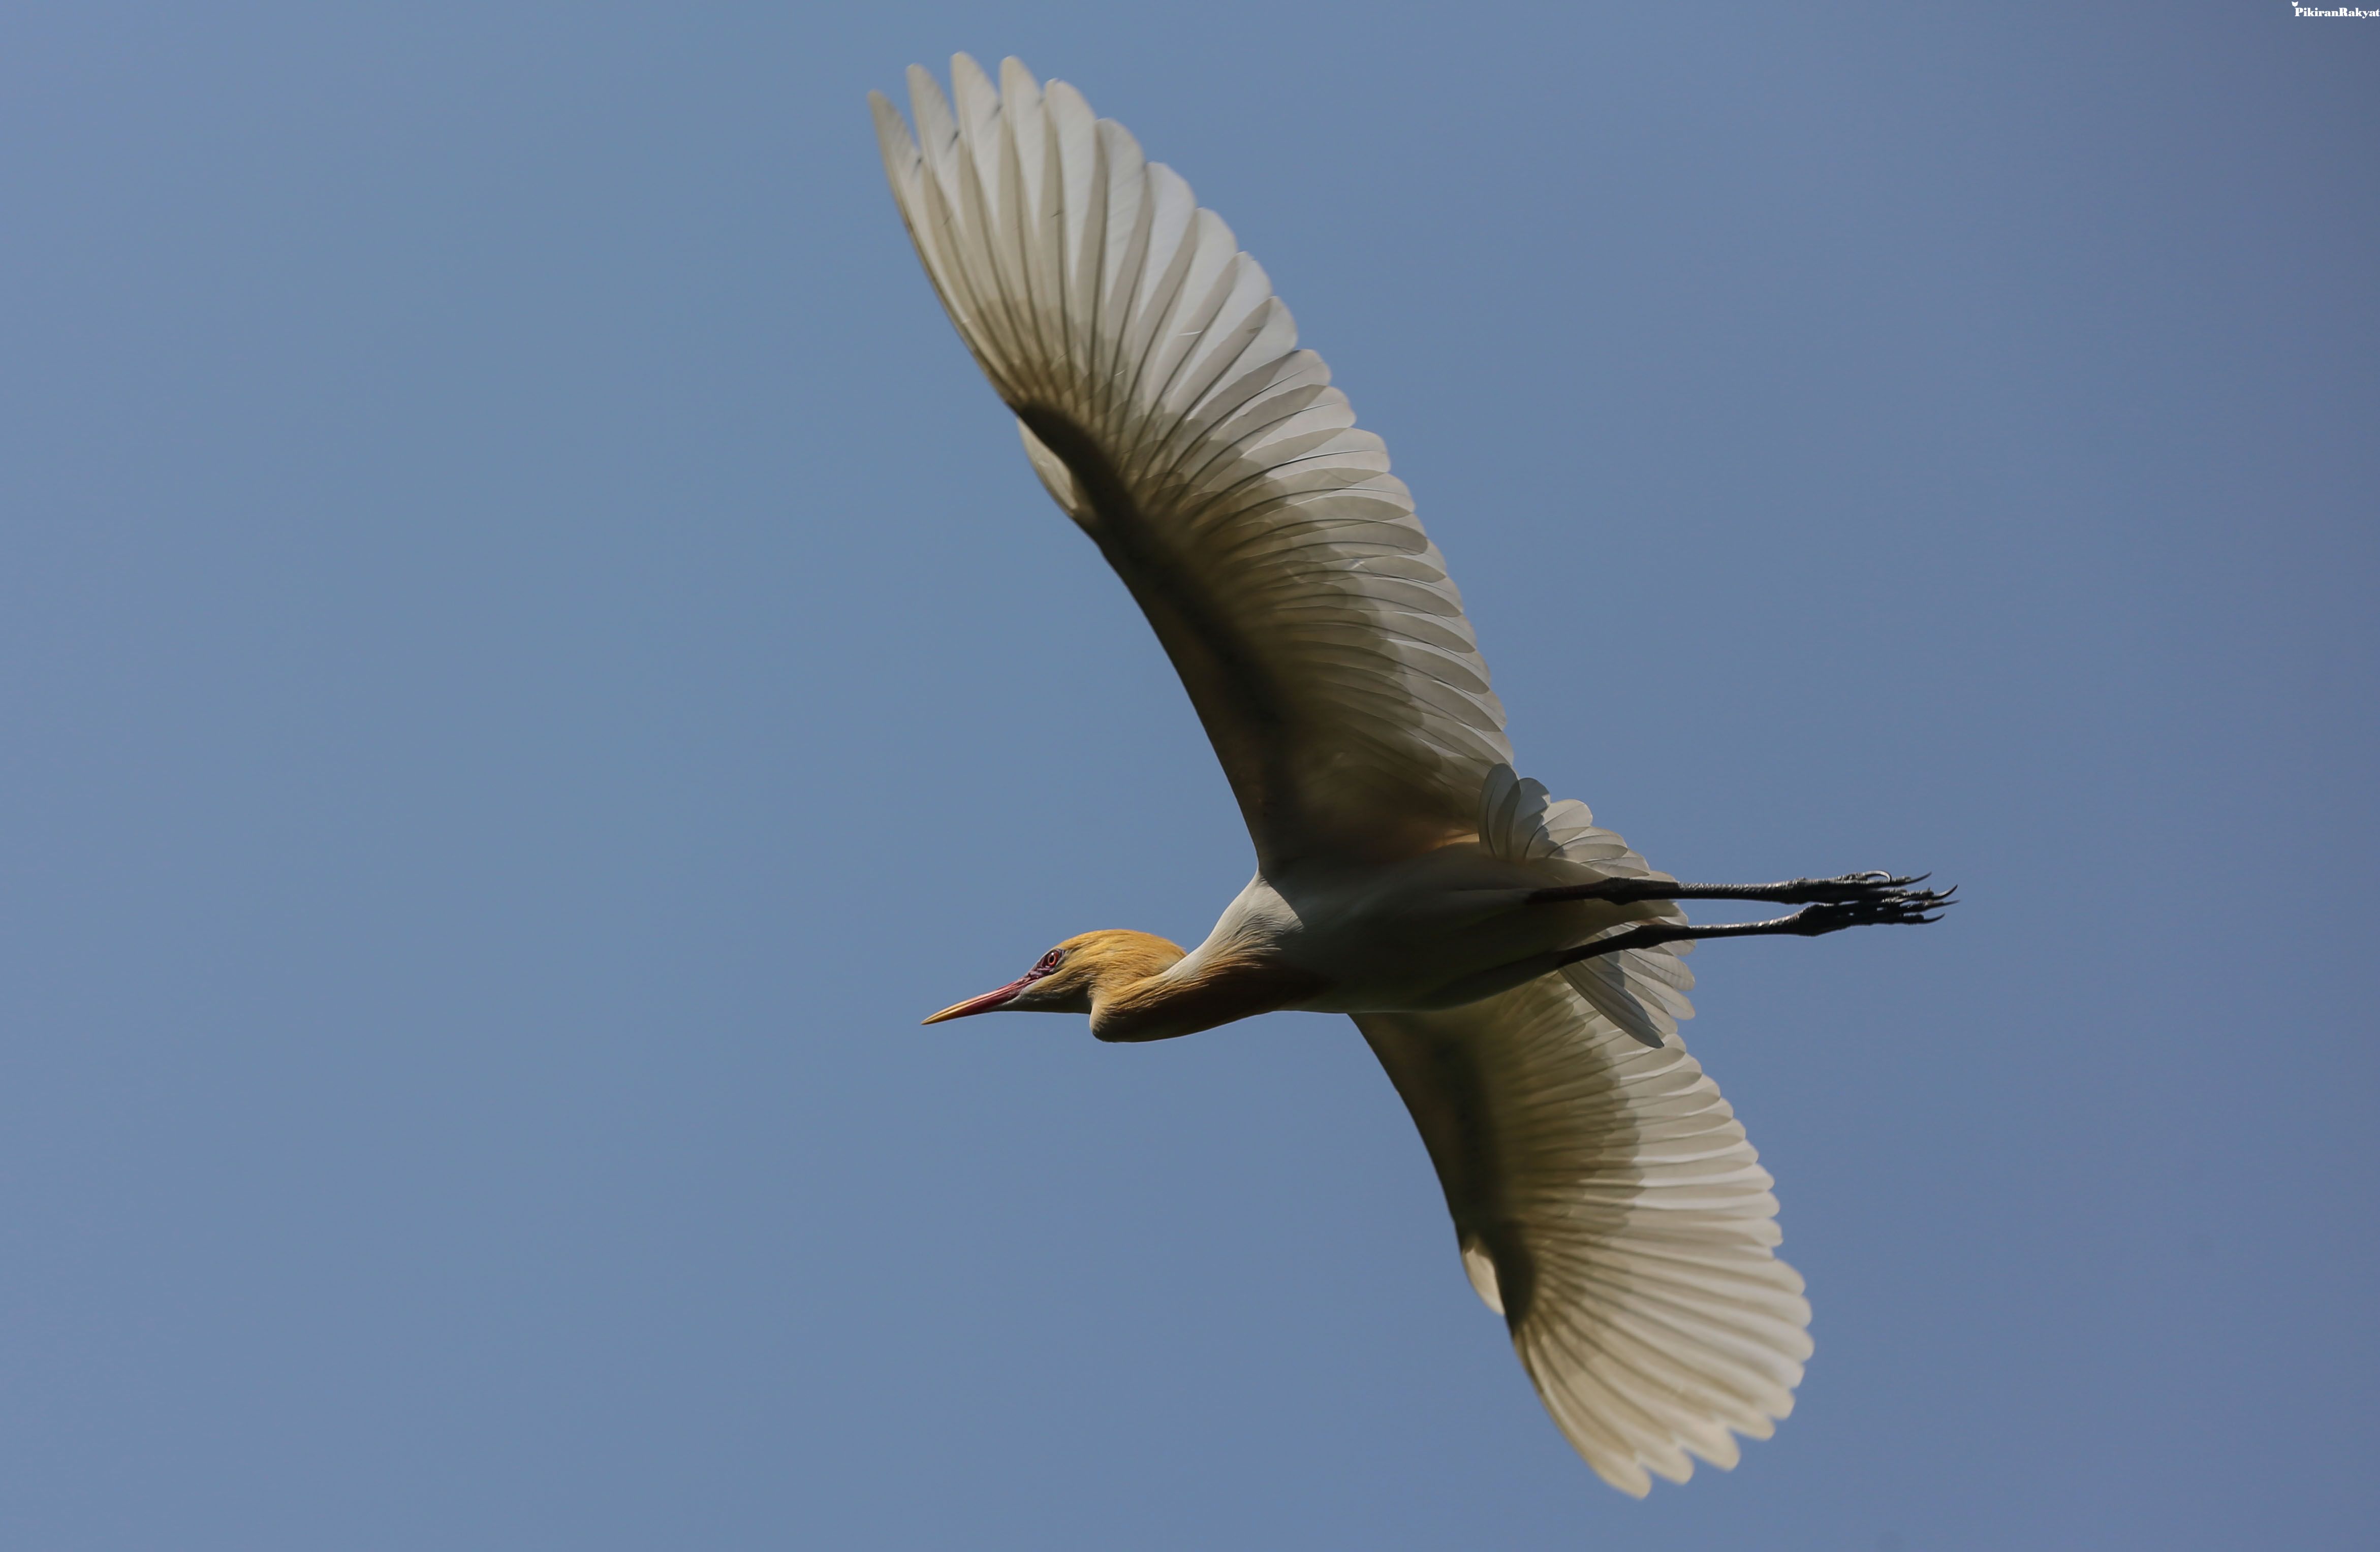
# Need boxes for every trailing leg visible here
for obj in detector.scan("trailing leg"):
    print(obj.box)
[1555,890,1954,966]
[1528,870,1950,911]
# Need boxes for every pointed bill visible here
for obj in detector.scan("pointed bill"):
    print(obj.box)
[921,975,1037,1024]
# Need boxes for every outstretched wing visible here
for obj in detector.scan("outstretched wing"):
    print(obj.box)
[873,56,1512,868]
[1355,976,1811,1495]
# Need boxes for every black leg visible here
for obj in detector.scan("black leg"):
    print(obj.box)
[1555,890,1953,966]
[1528,870,1950,910]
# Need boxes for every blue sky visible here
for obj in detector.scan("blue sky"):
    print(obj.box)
[2,3,2373,1547]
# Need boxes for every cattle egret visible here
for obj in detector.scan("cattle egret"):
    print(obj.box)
[873,56,1949,1496]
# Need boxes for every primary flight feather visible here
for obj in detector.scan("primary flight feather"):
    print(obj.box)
[872,55,1947,1495]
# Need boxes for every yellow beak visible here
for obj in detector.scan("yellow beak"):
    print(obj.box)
[921,973,1038,1024]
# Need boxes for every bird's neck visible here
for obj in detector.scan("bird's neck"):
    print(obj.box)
[1087,946,1327,1043]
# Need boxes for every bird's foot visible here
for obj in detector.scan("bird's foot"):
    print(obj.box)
[1779,883,1957,935]
[1769,871,1944,907]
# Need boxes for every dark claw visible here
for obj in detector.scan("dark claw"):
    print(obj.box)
[1790,871,1944,906]
[1791,884,1958,934]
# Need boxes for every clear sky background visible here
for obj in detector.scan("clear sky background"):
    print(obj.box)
[3,4,2373,1548]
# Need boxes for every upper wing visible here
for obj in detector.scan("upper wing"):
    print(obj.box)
[872,57,1512,868]
[1355,976,1812,1495]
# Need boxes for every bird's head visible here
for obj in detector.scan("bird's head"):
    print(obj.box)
[922,929,1187,1023]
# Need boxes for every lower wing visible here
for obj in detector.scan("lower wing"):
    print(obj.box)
[1355,976,1812,1494]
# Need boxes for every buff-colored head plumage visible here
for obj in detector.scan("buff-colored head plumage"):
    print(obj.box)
[921,929,1186,1024]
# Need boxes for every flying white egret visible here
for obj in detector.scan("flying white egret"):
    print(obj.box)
[872,56,1949,1496]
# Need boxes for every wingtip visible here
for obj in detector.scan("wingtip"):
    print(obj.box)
[1592,1456,1655,1498]
[1043,75,1092,120]
[869,90,920,181]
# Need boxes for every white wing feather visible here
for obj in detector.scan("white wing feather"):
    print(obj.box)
[873,57,1512,867]
[1356,974,1810,1496]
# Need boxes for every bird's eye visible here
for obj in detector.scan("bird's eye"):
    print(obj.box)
[1035,949,1066,972]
